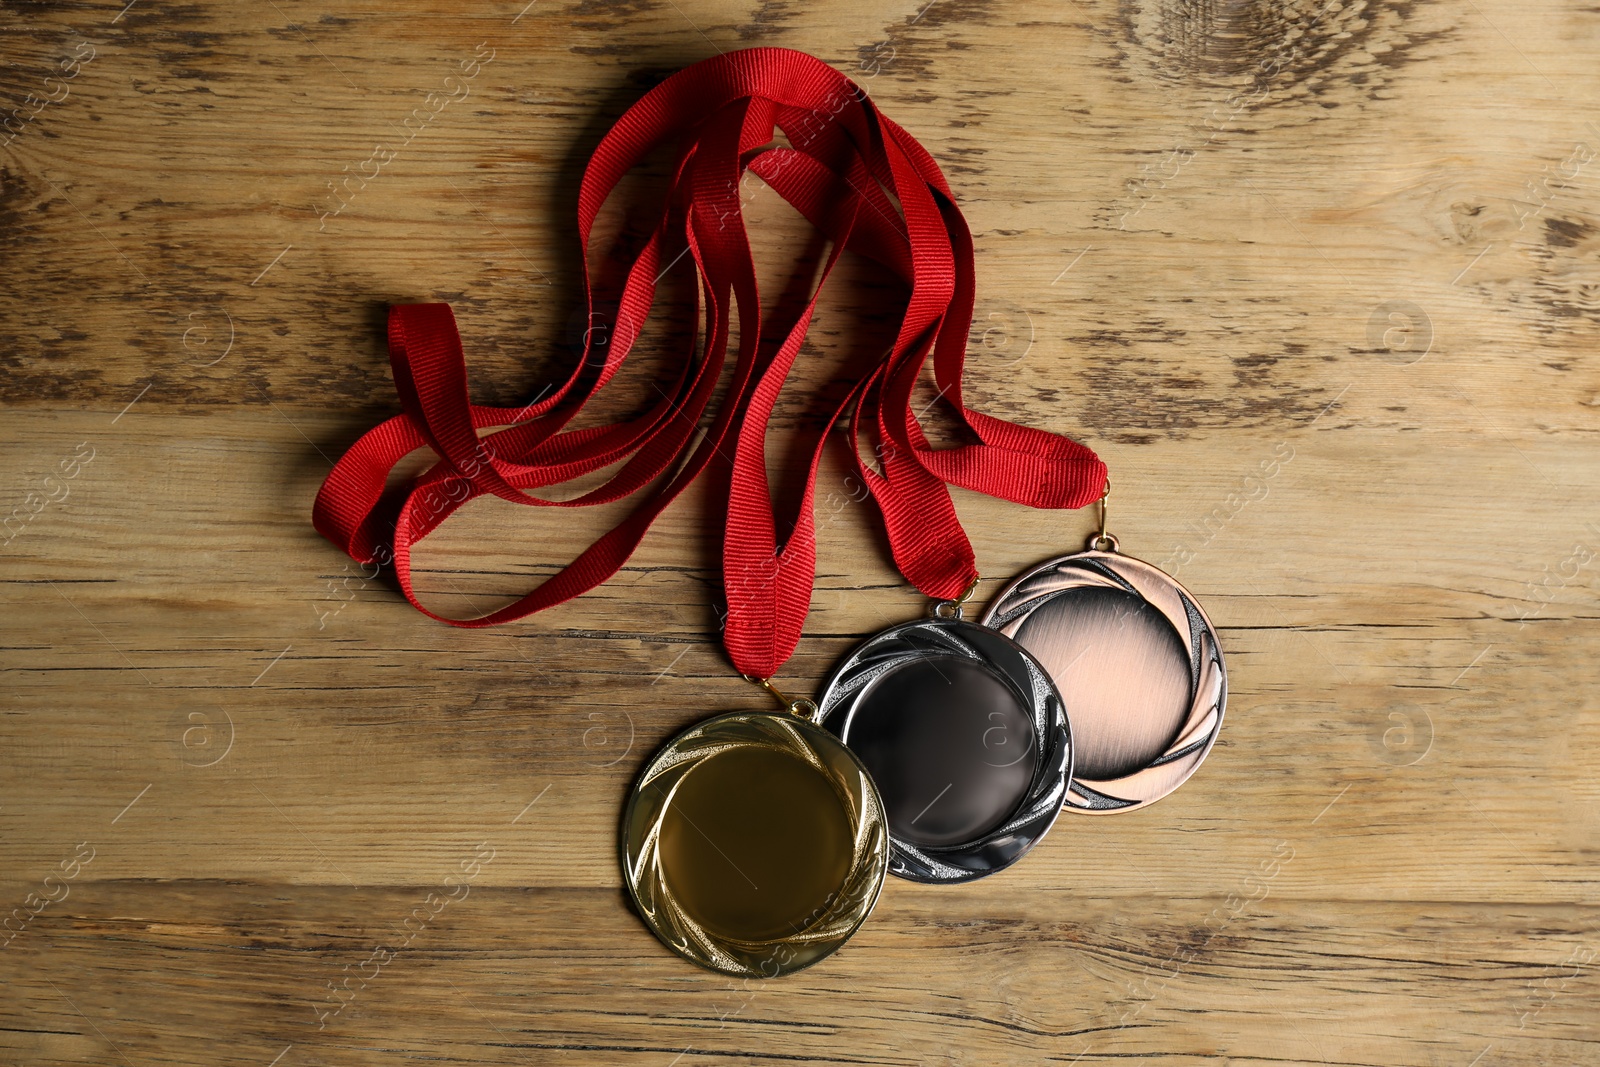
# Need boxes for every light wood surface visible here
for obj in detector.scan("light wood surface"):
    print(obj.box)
[3,1,1598,1064]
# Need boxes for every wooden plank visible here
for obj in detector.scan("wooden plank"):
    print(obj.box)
[3,0,1598,1064]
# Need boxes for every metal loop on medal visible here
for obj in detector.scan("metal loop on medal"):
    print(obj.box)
[743,674,821,724]
[788,697,820,722]
[1087,476,1117,553]
[1086,532,1120,553]
[928,574,981,621]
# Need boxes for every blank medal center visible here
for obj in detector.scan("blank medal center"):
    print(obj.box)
[658,746,852,943]
[848,655,1038,848]
[1017,586,1191,781]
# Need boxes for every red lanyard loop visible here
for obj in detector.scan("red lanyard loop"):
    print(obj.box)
[312,47,1107,679]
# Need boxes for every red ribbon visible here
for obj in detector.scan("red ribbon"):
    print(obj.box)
[312,47,1106,680]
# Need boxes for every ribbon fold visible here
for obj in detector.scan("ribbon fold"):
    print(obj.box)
[312,46,1107,679]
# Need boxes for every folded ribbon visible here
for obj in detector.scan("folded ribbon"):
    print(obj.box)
[312,46,1107,679]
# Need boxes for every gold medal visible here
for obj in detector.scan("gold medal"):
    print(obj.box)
[621,687,889,977]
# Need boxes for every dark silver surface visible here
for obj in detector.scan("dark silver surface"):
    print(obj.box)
[981,548,1226,813]
[817,618,1072,883]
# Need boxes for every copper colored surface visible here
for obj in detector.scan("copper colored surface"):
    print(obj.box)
[982,550,1225,813]
[1012,585,1190,780]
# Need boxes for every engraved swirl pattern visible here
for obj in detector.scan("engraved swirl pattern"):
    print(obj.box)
[983,551,1226,813]
[816,619,1074,884]
[621,712,889,978]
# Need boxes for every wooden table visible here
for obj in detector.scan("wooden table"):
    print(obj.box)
[4,1,1596,1064]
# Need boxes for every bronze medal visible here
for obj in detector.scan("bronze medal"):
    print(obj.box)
[981,533,1226,813]
[621,704,889,977]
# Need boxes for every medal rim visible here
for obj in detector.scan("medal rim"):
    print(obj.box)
[980,548,1227,815]
[815,616,1073,885]
[619,708,890,978]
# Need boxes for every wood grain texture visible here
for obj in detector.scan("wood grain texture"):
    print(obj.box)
[2,1,1598,1065]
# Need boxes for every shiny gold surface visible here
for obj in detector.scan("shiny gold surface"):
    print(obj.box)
[621,710,889,977]
[657,746,853,941]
